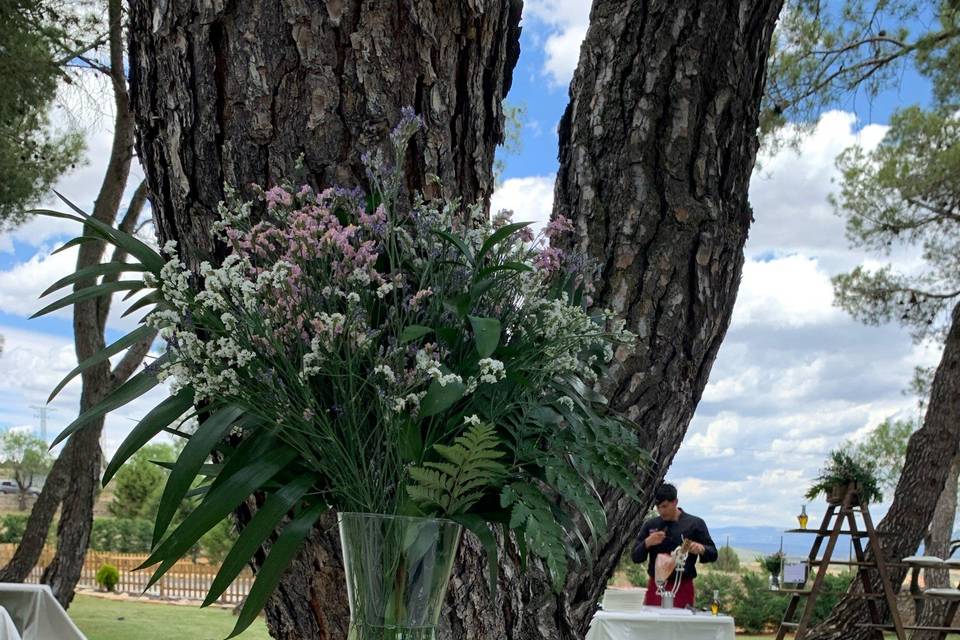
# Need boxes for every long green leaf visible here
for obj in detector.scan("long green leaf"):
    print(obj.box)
[41,261,148,297]
[400,325,433,343]
[452,513,499,592]
[203,475,315,607]
[419,377,466,418]
[205,428,275,496]
[478,222,533,262]
[51,192,166,273]
[51,235,107,256]
[48,324,156,403]
[153,404,246,546]
[102,388,195,486]
[123,291,162,318]
[31,280,146,319]
[468,315,501,358]
[51,363,163,447]
[228,503,325,639]
[139,446,297,573]
[35,201,163,274]
[431,229,475,266]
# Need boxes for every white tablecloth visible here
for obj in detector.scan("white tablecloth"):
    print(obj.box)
[586,608,736,640]
[0,606,21,640]
[0,584,86,640]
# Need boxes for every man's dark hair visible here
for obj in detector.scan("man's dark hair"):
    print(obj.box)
[654,483,678,504]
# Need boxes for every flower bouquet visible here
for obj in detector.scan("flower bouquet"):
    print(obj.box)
[33,113,646,638]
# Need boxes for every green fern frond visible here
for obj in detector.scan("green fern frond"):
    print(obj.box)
[501,482,570,590]
[406,422,506,515]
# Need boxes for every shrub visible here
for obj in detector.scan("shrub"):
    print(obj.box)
[715,543,740,572]
[90,517,152,553]
[95,563,120,592]
[623,561,649,588]
[730,571,790,633]
[0,514,28,543]
[694,570,742,612]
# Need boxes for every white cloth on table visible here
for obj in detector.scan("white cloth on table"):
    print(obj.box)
[586,608,735,640]
[0,606,22,640]
[0,584,86,640]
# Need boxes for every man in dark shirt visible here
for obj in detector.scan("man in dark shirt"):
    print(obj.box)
[631,483,717,608]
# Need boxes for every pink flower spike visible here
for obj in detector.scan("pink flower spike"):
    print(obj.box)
[544,215,574,240]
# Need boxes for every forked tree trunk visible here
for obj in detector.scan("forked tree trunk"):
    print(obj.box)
[914,457,960,640]
[129,0,783,637]
[805,303,960,640]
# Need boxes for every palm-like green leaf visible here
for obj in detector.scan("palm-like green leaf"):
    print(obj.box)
[139,445,297,578]
[31,280,147,319]
[51,359,165,447]
[41,261,149,297]
[48,324,156,403]
[102,388,194,485]
[228,503,325,639]
[203,474,315,607]
[153,404,245,546]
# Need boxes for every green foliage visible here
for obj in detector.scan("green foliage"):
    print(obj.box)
[830,106,960,343]
[0,431,52,503]
[715,543,741,573]
[0,0,95,226]
[806,449,884,504]
[622,562,648,588]
[91,517,153,553]
[407,422,506,515]
[198,518,237,564]
[0,514,29,543]
[760,551,784,576]
[95,563,120,592]
[846,417,915,491]
[731,572,790,633]
[108,443,176,519]
[694,570,742,612]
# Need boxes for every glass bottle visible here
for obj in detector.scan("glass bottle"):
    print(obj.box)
[797,504,809,529]
[710,590,720,616]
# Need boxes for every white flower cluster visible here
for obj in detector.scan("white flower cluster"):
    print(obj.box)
[477,358,506,384]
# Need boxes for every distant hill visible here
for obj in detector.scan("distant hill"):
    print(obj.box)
[710,525,861,560]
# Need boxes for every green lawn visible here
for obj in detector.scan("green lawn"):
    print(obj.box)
[69,594,271,640]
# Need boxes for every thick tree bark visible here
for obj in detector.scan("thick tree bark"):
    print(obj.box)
[130,0,521,269]
[805,302,960,640]
[531,1,782,636]
[913,456,960,640]
[128,0,783,637]
[129,2,521,637]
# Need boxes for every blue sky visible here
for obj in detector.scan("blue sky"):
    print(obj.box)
[0,3,946,535]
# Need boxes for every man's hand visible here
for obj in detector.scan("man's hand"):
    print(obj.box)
[644,529,666,549]
[688,542,706,555]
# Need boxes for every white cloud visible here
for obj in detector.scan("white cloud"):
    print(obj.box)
[0,324,170,457]
[733,255,841,327]
[0,242,151,333]
[523,1,591,87]
[490,175,556,234]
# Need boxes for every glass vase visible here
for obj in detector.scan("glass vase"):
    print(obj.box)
[339,512,462,640]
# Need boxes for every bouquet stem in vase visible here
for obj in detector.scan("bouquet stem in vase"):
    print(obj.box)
[339,513,462,640]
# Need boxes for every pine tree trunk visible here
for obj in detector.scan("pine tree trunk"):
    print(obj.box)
[129,0,784,636]
[128,2,522,637]
[805,303,960,640]
[913,456,960,640]
[129,0,521,268]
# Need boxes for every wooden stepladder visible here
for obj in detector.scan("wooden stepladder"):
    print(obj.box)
[775,484,905,640]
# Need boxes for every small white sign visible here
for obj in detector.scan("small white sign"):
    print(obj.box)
[783,562,806,584]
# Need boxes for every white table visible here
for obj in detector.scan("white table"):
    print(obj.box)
[0,606,21,640]
[0,584,86,640]
[586,607,736,640]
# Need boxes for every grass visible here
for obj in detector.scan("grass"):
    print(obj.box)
[68,594,270,640]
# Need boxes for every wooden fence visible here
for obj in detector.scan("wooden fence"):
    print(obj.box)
[0,545,253,604]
